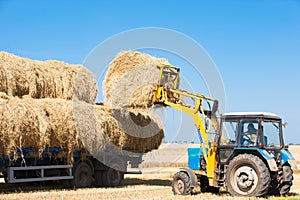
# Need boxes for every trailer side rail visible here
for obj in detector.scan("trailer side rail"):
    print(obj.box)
[7,165,73,183]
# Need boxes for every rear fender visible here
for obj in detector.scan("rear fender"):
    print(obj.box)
[179,168,198,188]
[257,149,278,172]
[281,149,297,171]
[232,148,278,172]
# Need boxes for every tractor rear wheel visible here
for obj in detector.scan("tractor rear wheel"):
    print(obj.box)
[279,165,293,195]
[172,171,191,195]
[226,154,270,197]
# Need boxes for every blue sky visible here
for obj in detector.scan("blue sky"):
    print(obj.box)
[0,0,300,144]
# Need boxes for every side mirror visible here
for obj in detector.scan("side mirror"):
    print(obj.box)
[283,122,288,128]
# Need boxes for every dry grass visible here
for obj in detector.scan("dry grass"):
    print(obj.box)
[289,145,300,169]
[0,173,299,200]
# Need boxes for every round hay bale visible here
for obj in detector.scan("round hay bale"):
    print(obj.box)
[0,96,49,158]
[103,51,169,108]
[0,97,105,163]
[94,103,164,153]
[0,96,163,163]
[0,52,98,103]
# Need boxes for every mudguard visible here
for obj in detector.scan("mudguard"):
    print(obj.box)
[257,149,278,171]
[233,148,278,172]
[281,149,297,171]
[179,167,198,188]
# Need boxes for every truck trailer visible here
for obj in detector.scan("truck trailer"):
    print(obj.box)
[0,145,142,187]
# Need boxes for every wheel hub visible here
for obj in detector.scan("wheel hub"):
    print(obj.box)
[176,179,184,193]
[79,166,89,185]
[232,166,258,195]
[236,173,254,188]
[111,169,121,185]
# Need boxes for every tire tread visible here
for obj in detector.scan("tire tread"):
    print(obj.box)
[172,171,191,195]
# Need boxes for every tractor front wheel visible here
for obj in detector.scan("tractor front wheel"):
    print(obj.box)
[172,171,192,195]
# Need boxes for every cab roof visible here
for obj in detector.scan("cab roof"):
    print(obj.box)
[222,112,281,120]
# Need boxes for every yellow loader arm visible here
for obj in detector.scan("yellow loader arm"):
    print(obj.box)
[152,64,220,185]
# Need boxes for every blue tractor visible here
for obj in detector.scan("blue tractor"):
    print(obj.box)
[177,112,297,197]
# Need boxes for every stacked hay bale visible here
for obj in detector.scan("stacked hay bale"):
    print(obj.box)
[0,51,166,162]
[0,52,101,162]
[0,52,97,103]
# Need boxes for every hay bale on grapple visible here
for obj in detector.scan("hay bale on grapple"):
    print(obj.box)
[94,103,164,152]
[101,50,168,151]
[103,51,170,108]
[0,52,97,103]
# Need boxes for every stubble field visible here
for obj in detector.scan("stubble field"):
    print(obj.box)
[0,144,299,200]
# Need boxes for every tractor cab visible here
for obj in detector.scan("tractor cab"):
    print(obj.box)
[216,112,297,196]
[183,112,296,197]
[218,112,285,164]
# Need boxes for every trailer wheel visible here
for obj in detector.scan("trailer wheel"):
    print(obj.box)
[226,154,270,197]
[172,171,191,195]
[103,163,124,187]
[94,171,104,187]
[279,165,293,195]
[2,172,8,183]
[74,161,93,188]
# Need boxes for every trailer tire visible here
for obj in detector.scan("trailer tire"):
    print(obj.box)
[279,165,293,195]
[73,161,93,188]
[94,170,104,187]
[226,154,270,197]
[103,163,124,187]
[2,172,8,183]
[172,171,191,195]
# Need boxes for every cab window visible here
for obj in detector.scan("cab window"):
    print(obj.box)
[240,120,258,146]
[263,121,281,148]
[220,121,238,145]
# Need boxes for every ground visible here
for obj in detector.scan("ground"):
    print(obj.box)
[0,144,300,200]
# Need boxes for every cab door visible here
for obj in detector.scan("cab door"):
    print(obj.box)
[218,120,238,164]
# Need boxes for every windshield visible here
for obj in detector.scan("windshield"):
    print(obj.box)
[221,117,283,148]
[263,120,282,148]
